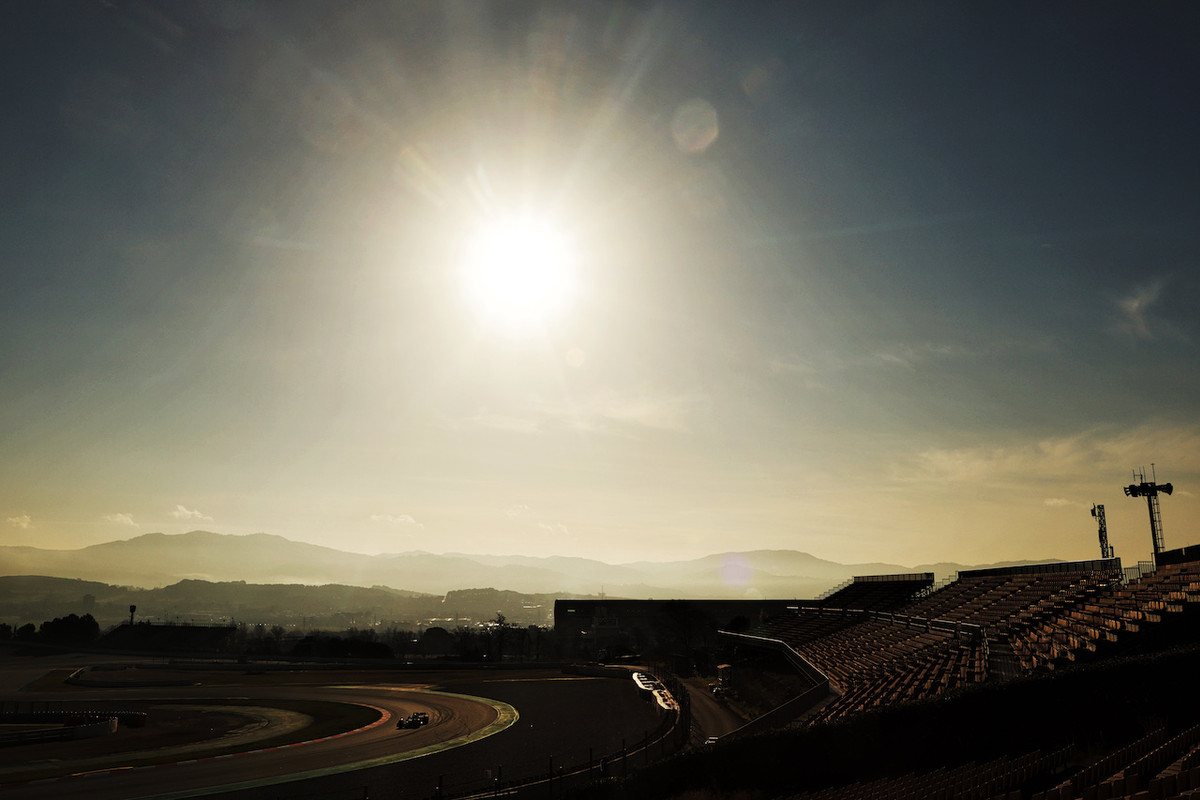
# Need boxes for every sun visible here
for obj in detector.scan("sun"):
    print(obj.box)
[458,215,578,334]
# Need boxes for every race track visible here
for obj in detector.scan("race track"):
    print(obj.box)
[0,657,670,800]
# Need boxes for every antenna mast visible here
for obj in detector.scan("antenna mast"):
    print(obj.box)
[1123,464,1174,559]
[1091,504,1113,559]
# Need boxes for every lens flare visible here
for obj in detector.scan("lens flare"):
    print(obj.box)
[671,98,719,154]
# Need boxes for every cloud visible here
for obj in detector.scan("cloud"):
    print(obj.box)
[1044,498,1085,509]
[6,514,32,529]
[554,389,704,433]
[370,514,424,528]
[505,504,532,518]
[453,389,706,436]
[104,513,139,526]
[537,522,571,536]
[1116,279,1165,340]
[765,341,979,382]
[799,336,1061,380]
[767,357,816,376]
[903,424,1200,488]
[169,505,213,521]
[871,342,965,370]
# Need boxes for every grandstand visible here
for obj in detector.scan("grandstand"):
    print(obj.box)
[539,538,1200,800]
[655,546,1200,800]
[718,554,1200,725]
[780,729,1200,800]
[814,573,934,611]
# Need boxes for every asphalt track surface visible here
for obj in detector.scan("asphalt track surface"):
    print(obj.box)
[0,657,668,800]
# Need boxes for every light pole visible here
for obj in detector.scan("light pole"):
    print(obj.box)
[1124,466,1173,559]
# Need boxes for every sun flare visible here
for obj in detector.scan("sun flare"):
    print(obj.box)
[458,215,578,334]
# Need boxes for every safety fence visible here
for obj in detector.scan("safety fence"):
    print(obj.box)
[0,708,143,744]
[716,631,835,738]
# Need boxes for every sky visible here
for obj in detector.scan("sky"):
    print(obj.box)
[2,1,1198,568]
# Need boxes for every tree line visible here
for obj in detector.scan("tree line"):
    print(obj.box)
[1,610,559,661]
[0,613,101,645]
[235,613,557,661]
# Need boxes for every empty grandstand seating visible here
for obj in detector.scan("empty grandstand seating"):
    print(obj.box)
[1002,561,1200,673]
[817,574,934,611]
[1027,724,1200,800]
[785,746,1076,800]
[780,731,1200,800]
[728,556,1200,727]
[749,604,989,722]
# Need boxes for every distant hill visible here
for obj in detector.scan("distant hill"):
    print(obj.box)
[0,530,1060,600]
[0,575,564,630]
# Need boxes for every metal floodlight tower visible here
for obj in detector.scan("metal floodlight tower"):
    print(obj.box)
[1091,504,1113,560]
[1123,464,1173,558]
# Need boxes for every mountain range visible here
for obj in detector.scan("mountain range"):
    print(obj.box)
[0,531,1056,599]
[0,575,565,630]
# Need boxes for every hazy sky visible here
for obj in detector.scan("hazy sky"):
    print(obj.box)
[2,2,1198,566]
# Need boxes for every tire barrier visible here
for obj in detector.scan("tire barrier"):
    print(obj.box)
[0,709,145,744]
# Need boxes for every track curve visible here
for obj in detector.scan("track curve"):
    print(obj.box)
[0,660,668,800]
[0,684,515,800]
